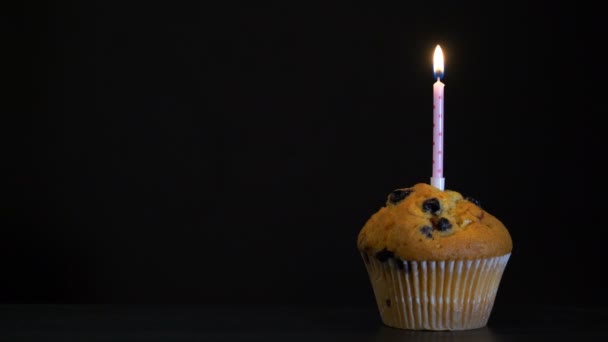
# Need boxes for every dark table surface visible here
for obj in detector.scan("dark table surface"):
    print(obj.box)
[0,304,606,341]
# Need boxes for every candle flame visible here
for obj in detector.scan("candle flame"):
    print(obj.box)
[433,45,444,79]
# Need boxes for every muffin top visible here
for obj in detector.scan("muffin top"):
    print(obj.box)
[357,183,512,261]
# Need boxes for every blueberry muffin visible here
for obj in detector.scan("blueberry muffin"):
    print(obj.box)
[358,183,512,330]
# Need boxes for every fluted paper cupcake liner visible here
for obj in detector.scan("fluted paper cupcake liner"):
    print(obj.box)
[361,253,510,330]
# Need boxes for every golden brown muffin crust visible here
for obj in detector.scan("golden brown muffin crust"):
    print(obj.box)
[357,183,512,261]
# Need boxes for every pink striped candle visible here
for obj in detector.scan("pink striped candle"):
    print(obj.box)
[431,45,445,190]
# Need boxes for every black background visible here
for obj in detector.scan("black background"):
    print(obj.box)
[2,1,595,310]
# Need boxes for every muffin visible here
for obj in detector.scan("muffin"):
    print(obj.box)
[358,183,512,330]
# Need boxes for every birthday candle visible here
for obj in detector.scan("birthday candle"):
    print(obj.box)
[431,45,445,191]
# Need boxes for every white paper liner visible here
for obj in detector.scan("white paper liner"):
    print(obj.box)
[361,253,510,330]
